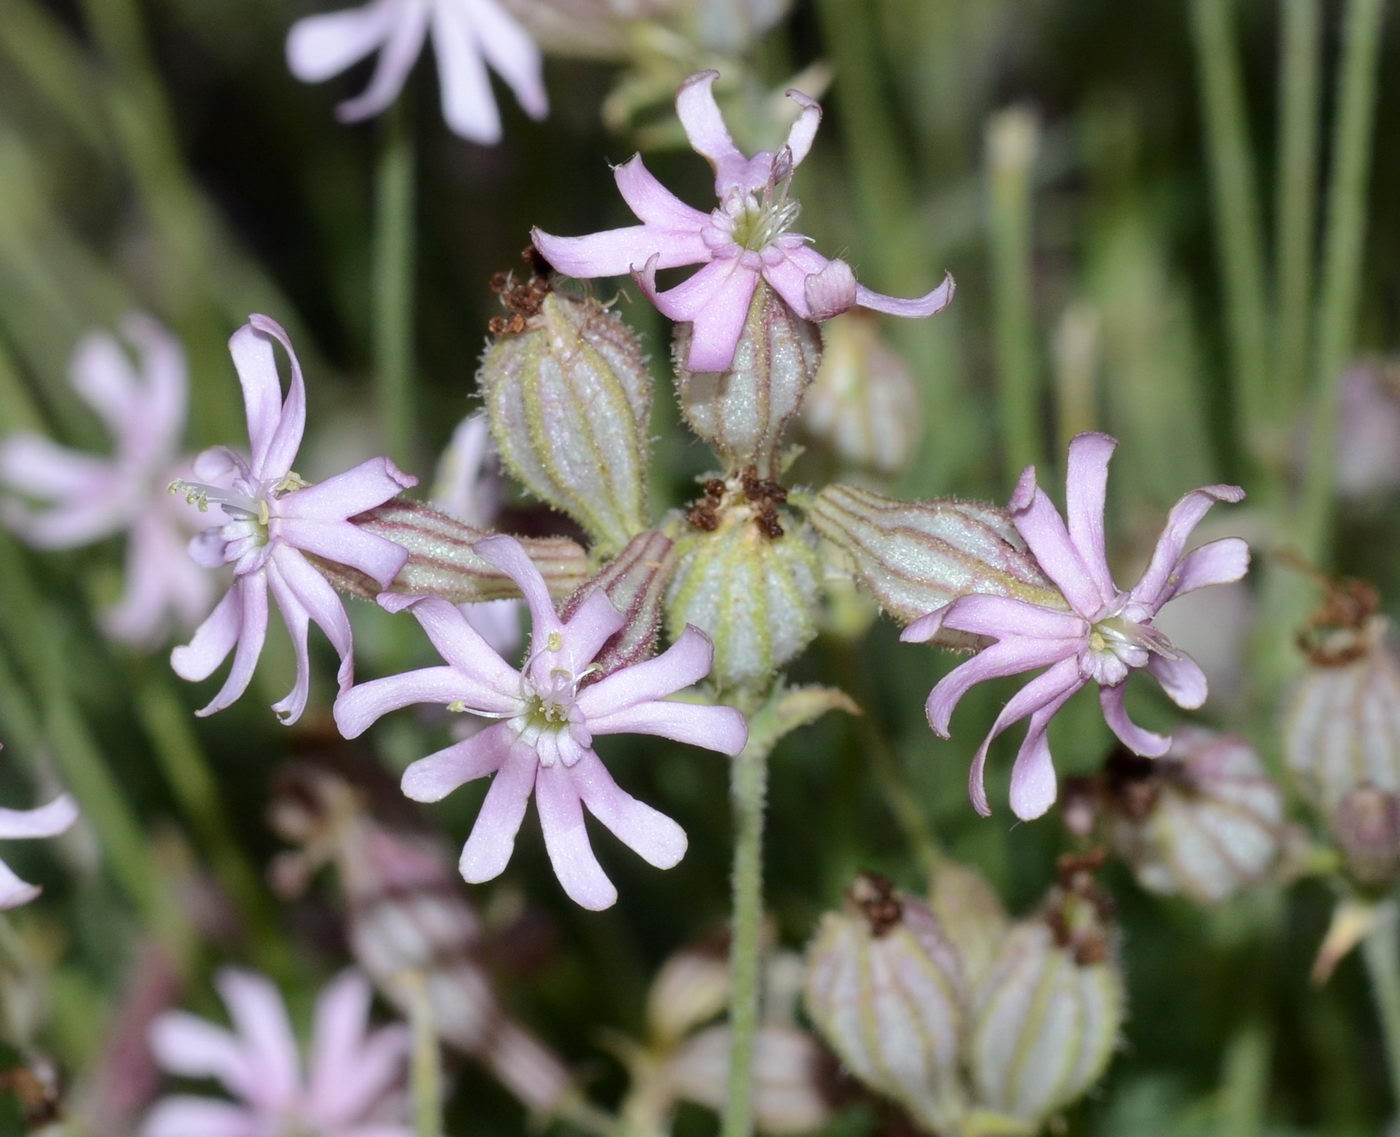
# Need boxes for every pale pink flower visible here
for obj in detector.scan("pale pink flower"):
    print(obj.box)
[286,0,548,145]
[142,969,411,1137]
[532,70,954,372]
[171,315,416,724]
[0,317,217,647]
[0,782,78,910]
[334,533,749,910]
[902,432,1249,821]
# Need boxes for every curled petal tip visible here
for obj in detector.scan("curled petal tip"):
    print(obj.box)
[1009,466,1038,511]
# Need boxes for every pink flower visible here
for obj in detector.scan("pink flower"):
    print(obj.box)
[171,315,417,724]
[286,0,548,145]
[334,534,749,910]
[902,433,1249,821]
[532,70,954,372]
[0,316,217,648]
[142,969,411,1137]
[0,785,78,909]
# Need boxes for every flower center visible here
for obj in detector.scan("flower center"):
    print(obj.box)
[169,471,305,551]
[724,155,801,252]
[1083,613,1180,686]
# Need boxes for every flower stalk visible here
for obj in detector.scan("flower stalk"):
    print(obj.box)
[1363,903,1400,1122]
[374,95,418,468]
[407,971,445,1137]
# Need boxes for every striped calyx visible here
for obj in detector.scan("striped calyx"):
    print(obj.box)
[803,873,969,1134]
[480,290,652,555]
[927,858,1010,986]
[806,484,1066,645]
[561,530,675,680]
[675,282,822,480]
[967,857,1123,1127]
[320,498,590,603]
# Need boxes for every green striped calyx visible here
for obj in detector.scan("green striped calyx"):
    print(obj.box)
[480,291,652,555]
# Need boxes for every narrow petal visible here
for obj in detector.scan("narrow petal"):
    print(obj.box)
[570,751,687,869]
[171,587,241,683]
[1129,484,1247,610]
[1147,651,1209,709]
[324,1026,411,1127]
[286,2,395,82]
[0,434,109,498]
[275,517,408,588]
[307,972,408,1124]
[123,313,189,459]
[337,1,431,124]
[469,0,549,121]
[680,263,761,372]
[781,87,822,168]
[613,155,710,230]
[1063,432,1118,605]
[578,626,714,717]
[1006,680,1081,820]
[0,795,78,840]
[900,606,948,643]
[633,255,734,321]
[0,860,42,910]
[378,593,521,700]
[1,490,124,549]
[676,71,746,190]
[274,547,354,692]
[854,272,955,319]
[227,319,299,481]
[148,1012,255,1096]
[337,667,496,739]
[759,243,828,318]
[536,765,617,910]
[430,0,501,142]
[265,558,315,725]
[1099,682,1171,757]
[473,534,562,640]
[803,258,858,320]
[69,331,141,437]
[1009,481,1105,616]
[194,574,270,717]
[1156,537,1251,605]
[141,1096,258,1137]
[586,700,748,756]
[923,635,1080,737]
[937,594,1085,641]
[280,458,416,523]
[216,970,301,1110]
[402,721,515,802]
[560,591,626,670]
[458,740,538,881]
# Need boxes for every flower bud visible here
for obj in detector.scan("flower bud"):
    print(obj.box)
[804,873,968,1134]
[645,934,730,1047]
[967,858,1123,1127]
[562,530,674,680]
[667,480,820,689]
[1095,731,1288,904]
[807,483,1065,644]
[927,858,1009,986]
[1334,785,1400,889]
[675,283,822,480]
[479,283,652,554]
[801,312,920,475]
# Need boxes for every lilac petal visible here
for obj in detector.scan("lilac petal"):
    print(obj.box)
[286,2,395,82]
[337,667,492,740]
[459,740,538,882]
[1063,432,1118,606]
[227,319,299,482]
[216,970,300,1109]
[377,593,521,701]
[1129,484,1247,611]
[675,71,746,192]
[69,332,141,437]
[141,1096,258,1137]
[307,972,409,1124]
[280,458,416,524]
[923,635,1080,737]
[937,594,1085,641]
[123,314,189,456]
[194,574,270,718]
[577,625,714,717]
[781,87,822,168]
[854,272,955,319]
[274,546,354,690]
[965,656,1084,816]
[0,860,42,910]
[1157,536,1251,605]
[1009,480,1105,617]
[759,242,827,318]
[1147,651,1209,709]
[804,258,858,320]
[900,606,949,643]
[679,262,762,372]
[429,0,501,142]
[1099,682,1171,757]
[470,0,549,121]
[402,721,515,803]
[148,1012,256,1097]
[473,534,562,639]
[0,434,109,498]
[560,591,626,668]
[0,794,78,840]
[265,559,315,725]
[1007,680,1081,820]
[275,517,408,589]
[531,224,707,280]
[188,527,229,569]
[586,700,748,756]
[171,587,241,682]
[325,1028,411,1128]
[614,154,710,230]
[337,1,431,123]
[536,765,617,910]
[570,751,687,869]
[2,491,123,549]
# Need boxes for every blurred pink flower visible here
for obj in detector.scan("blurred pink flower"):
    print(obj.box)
[171,315,416,724]
[532,70,954,372]
[286,0,548,145]
[143,969,411,1137]
[0,786,77,910]
[0,316,217,648]
[334,533,748,909]
[902,432,1249,821]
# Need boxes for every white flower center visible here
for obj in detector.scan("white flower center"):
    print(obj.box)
[170,471,305,556]
[1082,612,1180,687]
[506,634,598,767]
[719,153,801,253]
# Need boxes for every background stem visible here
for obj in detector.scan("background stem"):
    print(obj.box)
[373,97,418,469]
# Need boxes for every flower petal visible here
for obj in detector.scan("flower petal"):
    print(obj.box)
[429,0,501,142]
[937,594,1085,641]
[228,317,304,482]
[1157,536,1251,605]
[0,434,110,499]
[536,764,617,910]
[286,2,395,82]
[561,591,626,669]
[470,0,549,121]
[803,258,858,320]
[923,634,1080,737]
[531,224,707,280]
[171,587,241,682]
[473,534,562,640]
[613,154,710,230]
[458,740,538,881]
[676,71,746,191]
[402,721,515,802]
[265,558,315,726]
[306,971,409,1125]
[336,1,431,124]
[1147,651,1209,709]
[1099,682,1171,756]
[1129,484,1247,611]
[215,970,300,1109]
[586,700,748,755]
[577,625,714,717]
[1006,680,1082,820]
[280,458,417,524]
[275,517,408,589]
[193,574,270,717]
[0,859,42,910]
[122,314,188,458]
[679,261,761,372]
[854,272,955,319]
[378,593,522,699]
[570,751,687,869]
[337,667,494,740]
[69,331,142,437]
[275,546,355,691]
[1009,476,1104,617]
[148,1012,256,1097]
[782,87,822,168]
[0,794,78,840]
[1063,432,1118,605]
[140,1096,258,1137]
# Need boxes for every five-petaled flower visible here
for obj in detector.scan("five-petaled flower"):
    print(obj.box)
[0,316,217,648]
[334,533,749,910]
[170,315,416,724]
[0,774,78,910]
[532,70,954,373]
[902,432,1249,821]
[142,969,411,1137]
[286,0,548,145]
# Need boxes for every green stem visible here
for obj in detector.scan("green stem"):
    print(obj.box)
[1218,1013,1270,1137]
[1190,0,1272,472]
[1363,905,1400,1120]
[405,972,444,1137]
[373,97,418,468]
[1298,0,1386,561]
[986,107,1042,484]
[1274,0,1322,407]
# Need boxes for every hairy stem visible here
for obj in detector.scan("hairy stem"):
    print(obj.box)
[373,96,418,468]
[1363,905,1400,1121]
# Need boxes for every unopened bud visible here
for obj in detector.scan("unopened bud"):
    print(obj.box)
[807,483,1065,642]
[675,282,822,480]
[645,934,730,1047]
[967,860,1123,1127]
[480,286,652,554]
[667,477,820,689]
[804,873,967,1133]
[927,858,1009,985]
[1335,785,1400,889]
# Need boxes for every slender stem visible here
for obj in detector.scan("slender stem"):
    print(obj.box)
[373,97,418,468]
[405,972,444,1137]
[1363,904,1400,1119]
[1274,0,1322,407]
[1190,0,1272,471]
[1218,1013,1270,1137]
[986,107,1042,484]
[1298,0,1387,561]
